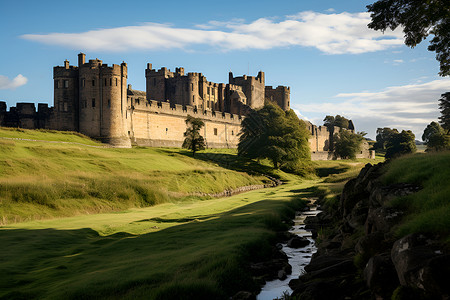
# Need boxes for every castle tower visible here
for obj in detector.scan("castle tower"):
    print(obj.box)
[78,55,131,147]
[145,63,174,101]
[53,59,79,131]
[265,85,290,111]
[228,71,265,110]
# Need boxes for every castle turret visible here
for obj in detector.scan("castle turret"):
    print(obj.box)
[265,85,290,111]
[53,59,79,131]
[78,57,131,147]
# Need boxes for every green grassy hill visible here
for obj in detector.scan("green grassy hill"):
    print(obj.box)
[0,127,269,225]
[0,127,384,299]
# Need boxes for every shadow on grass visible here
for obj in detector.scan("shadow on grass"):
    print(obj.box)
[164,149,278,178]
[315,166,349,178]
[0,186,318,300]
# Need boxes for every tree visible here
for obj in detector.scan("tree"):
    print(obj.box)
[374,127,399,150]
[367,0,450,76]
[438,92,450,134]
[182,115,206,156]
[238,102,310,170]
[323,115,352,151]
[385,130,416,159]
[422,121,450,151]
[333,129,364,159]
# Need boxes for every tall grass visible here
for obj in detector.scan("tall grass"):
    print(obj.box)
[381,151,450,242]
[0,130,267,224]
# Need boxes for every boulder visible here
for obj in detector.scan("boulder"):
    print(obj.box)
[363,252,399,298]
[391,234,439,289]
[232,291,255,300]
[287,236,310,248]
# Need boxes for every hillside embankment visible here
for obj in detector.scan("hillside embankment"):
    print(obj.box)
[289,152,450,300]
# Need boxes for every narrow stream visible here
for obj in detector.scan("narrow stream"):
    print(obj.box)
[257,203,321,300]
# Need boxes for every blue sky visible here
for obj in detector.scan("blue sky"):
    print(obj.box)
[1,0,448,140]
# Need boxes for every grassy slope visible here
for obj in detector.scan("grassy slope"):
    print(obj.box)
[380,151,450,244]
[0,128,268,224]
[0,127,382,299]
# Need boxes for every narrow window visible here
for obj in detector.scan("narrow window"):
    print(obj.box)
[207,101,210,108]
[232,130,234,135]
[136,98,140,105]
[54,80,59,89]
[191,83,194,91]
[107,99,111,108]
[192,95,195,103]
[214,128,218,136]
[64,80,69,88]
[207,87,210,94]
[92,98,95,108]
[104,78,107,86]
[110,78,112,86]
[81,79,85,88]
[115,78,118,86]
[212,89,215,96]
[63,102,68,112]
[92,79,95,86]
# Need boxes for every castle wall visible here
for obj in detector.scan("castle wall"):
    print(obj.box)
[127,100,241,148]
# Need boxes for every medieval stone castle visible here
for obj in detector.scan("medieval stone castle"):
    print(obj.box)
[0,53,373,159]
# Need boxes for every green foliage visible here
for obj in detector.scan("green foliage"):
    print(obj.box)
[374,127,399,150]
[333,129,364,159]
[238,102,310,170]
[367,0,450,76]
[323,115,351,131]
[182,115,206,156]
[439,92,450,133]
[422,121,450,151]
[385,130,416,159]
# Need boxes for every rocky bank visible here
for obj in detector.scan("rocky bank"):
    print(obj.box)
[289,162,450,300]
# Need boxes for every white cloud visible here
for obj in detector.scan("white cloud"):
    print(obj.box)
[295,78,450,139]
[0,74,28,90]
[21,11,403,54]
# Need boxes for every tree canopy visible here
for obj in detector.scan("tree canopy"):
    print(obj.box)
[422,121,450,151]
[182,115,206,156]
[385,130,416,159]
[438,92,450,134]
[238,102,310,171]
[333,129,364,160]
[323,115,351,131]
[374,127,399,150]
[367,0,450,76]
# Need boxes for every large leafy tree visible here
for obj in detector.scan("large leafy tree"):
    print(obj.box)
[374,127,399,150]
[438,92,450,134]
[238,102,310,170]
[182,115,206,156]
[367,0,450,76]
[333,129,364,160]
[422,121,450,151]
[385,130,417,159]
[323,115,352,151]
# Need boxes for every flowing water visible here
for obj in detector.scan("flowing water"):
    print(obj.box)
[257,204,321,300]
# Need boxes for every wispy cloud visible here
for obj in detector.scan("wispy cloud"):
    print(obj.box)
[21,11,403,54]
[295,78,450,139]
[0,74,28,90]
